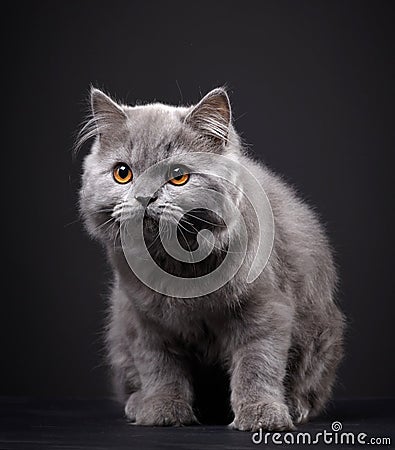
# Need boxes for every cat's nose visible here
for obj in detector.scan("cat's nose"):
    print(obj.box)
[135,195,157,207]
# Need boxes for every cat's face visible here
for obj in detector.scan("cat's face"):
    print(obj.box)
[79,88,241,252]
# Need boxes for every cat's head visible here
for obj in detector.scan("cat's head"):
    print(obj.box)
[79,87,243,253]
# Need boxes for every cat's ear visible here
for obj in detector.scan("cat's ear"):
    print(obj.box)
[90,88,127,128]
[185,88,231,146]
[80,88,129,149]
[77,88,126,151]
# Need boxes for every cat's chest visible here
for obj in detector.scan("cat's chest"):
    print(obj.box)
[174,317,224,363]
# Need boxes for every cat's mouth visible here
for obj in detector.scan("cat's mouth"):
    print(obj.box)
[143,207,225,235]
[143,208,226,251]
[112,202,227,254]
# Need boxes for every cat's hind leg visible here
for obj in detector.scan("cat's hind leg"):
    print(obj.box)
[285,315,344,424]
[110,346,143,422]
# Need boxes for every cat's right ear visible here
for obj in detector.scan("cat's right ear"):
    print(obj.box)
[90,88,127,131]
[76,88,128,152]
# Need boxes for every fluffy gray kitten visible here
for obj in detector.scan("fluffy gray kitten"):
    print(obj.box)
[79,87,344,431]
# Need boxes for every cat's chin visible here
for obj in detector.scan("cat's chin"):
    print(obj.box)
[142,216,160,235]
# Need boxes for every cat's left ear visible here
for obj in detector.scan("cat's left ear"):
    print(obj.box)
[185,88,231,146]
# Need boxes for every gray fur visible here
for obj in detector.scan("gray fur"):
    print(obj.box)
[79,87,345,431]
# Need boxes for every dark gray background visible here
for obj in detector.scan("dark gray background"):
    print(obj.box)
[2,1,394,399]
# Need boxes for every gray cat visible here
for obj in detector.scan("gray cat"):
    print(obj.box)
[78,87,345,431]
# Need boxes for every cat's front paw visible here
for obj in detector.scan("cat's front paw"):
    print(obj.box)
[125,391,143,422]
[135,395,197,426]
[289,398,311,424]
[230,401,295,432]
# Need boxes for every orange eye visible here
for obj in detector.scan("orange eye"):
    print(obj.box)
[168,165,190,186]
[113,163,132,184]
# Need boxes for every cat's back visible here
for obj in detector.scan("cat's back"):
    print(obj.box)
[237,152,337,305]
[238,152,326,240]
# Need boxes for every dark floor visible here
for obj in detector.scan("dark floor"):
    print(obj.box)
[0,397,394,450]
